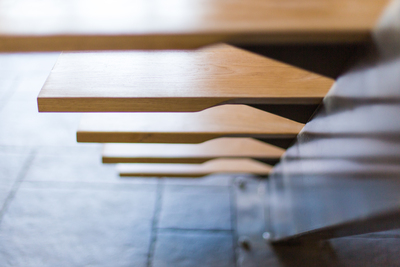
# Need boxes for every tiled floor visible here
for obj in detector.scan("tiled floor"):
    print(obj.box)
[0,53,400,267]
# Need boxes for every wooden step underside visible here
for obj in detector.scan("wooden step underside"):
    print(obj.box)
[77,105,304,144]
[102,137,284,163]
[117,158,272,177]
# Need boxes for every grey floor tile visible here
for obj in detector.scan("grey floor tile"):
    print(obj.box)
[153,230,235,267]
[35,143,103,155]
[235,180,269,267]
[0,184,156,267]
[0,52,59,72]
[0,54,79,148]
[25,146,157,185]
[0,147,31,185]
[235,180,265,236]
[19,180,158,192]
[0,185,12,211]
[0,147,32,208]
[0,52,59,108]
[0,78,17,107]
[0,72,19,82]
[159,186,231,230]
[0,99,81,146]
[8,72,56,101]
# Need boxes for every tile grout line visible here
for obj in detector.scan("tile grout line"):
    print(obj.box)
[146,178,164,267]
[0,148,37,223]
[230,177,239,267]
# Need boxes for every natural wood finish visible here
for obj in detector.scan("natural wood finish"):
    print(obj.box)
[77,105,304,143]
[38,44,333,112]
[102,137,284,163]
[117,158,272,177]
[0,0,389,52]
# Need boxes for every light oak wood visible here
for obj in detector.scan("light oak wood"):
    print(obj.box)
[117,158,272,177]
[38,44,333,112]
[102,137,284,163]
[0,0,389,52]
[77,105,304,143]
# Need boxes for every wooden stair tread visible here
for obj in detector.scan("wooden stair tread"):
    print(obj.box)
[102,137,284,163]
[117,158,272,177]
[77,105,304,143]
[0,0,389,52]
[38,44,333,112]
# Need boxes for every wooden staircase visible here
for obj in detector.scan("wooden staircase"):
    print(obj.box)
[1,0,397,243]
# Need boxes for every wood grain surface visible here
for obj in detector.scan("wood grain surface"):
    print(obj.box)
[117,158,272,177]
[0,0,389,51]
[38,44,333,112]
[102,137,284,163]
[77,105,304,143]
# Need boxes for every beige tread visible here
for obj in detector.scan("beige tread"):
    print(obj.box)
[102,137,284,163]
[0,0,389,52]
[38,44,333,112]
[117,158,272,177]
[77,105,304,143]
